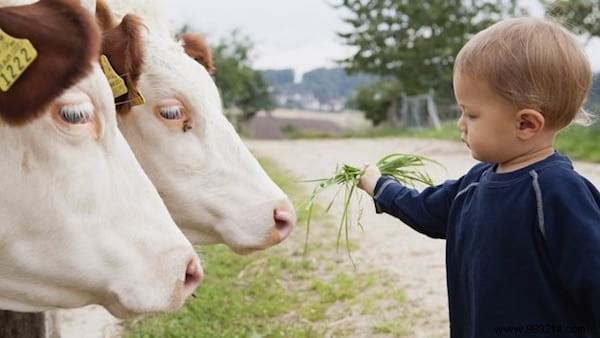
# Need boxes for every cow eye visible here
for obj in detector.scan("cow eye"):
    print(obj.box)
[159,106,183,120]
[59,102,94,124]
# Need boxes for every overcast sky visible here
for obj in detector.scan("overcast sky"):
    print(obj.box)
[166,0,600,76]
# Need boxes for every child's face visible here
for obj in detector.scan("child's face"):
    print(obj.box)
[453,72,521,164]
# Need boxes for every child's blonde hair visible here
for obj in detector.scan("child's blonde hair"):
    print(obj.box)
[454,17,592,129]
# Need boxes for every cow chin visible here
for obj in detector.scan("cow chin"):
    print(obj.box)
[103,267,200,318]
[181,219,277,255]
[211,203,293,254]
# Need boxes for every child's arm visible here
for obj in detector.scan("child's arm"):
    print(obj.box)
[541,174,600,328]
[359,164,463,239]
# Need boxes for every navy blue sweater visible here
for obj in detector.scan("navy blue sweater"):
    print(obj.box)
[373,153,600,337]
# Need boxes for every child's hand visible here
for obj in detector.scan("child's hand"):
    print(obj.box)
[358,164,382,197]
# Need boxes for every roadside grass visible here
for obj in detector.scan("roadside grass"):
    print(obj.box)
[351,121,461,142]
[124,158,415,338]
[555,125,600,163]
[395,122,600,163]
[282,120,600,163]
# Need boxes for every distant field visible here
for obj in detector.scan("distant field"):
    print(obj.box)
[246,109,372,139]
[246,110,600,164]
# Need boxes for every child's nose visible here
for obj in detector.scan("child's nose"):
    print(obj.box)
[456,115,465,131]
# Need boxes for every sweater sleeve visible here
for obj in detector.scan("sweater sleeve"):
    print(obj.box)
[541,172,600,329]
[372,175,464,239]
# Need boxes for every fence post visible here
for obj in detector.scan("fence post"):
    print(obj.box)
[0,311,45,338]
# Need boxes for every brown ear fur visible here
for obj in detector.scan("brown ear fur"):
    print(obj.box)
[179,33,215,74]
[0,0,101,125]
[95,0,117,31]
[101,14,145,114]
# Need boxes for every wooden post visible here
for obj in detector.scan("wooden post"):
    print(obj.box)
[427,89,441,130]
[0,311,45,338]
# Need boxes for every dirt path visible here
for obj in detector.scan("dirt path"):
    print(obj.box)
[246,138,600,338]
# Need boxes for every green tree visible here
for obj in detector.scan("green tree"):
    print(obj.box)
[261,69,295,88]
[347,80,400,125]
[543,0,600,43]
[542,1,600,116]
[298,67,377,102]
[212,30,274,121]
[336,0,522,124]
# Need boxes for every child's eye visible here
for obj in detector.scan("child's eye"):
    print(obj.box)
[460,111,475,119]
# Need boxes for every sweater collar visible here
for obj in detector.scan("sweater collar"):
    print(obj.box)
[483,151,572,183]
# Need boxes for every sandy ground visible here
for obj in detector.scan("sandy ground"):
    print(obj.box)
[246,138,600,338]
[49,138,600,338]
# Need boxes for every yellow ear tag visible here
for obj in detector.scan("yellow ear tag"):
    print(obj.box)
[100,54,128,98]
[131,88,145,106]
[0,29,38,92]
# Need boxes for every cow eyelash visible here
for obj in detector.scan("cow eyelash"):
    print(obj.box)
[159,106,183,120]
[59,103,94,124]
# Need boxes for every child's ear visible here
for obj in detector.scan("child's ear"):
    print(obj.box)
[516,109,545,140]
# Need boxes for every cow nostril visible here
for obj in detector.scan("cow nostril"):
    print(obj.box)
[273,207,295,241]
[184,259,202,292]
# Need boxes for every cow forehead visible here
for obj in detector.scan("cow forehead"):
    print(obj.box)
[143,46,219,102]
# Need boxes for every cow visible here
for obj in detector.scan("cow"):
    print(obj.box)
[95,0,296,254]
[0,0,201,318]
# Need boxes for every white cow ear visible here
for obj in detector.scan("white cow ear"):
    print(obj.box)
[179,33,216,75]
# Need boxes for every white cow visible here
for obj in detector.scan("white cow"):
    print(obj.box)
[97,0,296,254]
[0,0,201,318]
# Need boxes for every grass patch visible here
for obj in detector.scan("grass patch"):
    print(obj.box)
[555,125,600,162]
[280,121,461,141]
[352,121,461,141]
[124,157,415,338]
[372,319,412,337]
[282,119,600,164]
[390,122,600,163]
[125,246,305,338]
[281,123,338,140]
[374,121,600,163]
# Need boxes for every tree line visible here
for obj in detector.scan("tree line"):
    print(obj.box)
[186,0,600,126]
[336,0,600,125]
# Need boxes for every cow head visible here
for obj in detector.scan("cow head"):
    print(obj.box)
[97,0,296,254]
[0,0,201,317]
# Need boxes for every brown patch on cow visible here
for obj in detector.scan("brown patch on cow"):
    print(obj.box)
[178,33,215,74]
[95,0,117,31]
[0,0,101,125]
[101,14,146,114]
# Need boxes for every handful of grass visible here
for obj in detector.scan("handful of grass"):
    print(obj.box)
[303,153,437,263]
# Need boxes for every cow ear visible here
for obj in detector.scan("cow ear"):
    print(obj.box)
[96,0,117,31]
[0,0,100,125]
[179,33,215,75]
[101,14,145,114]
